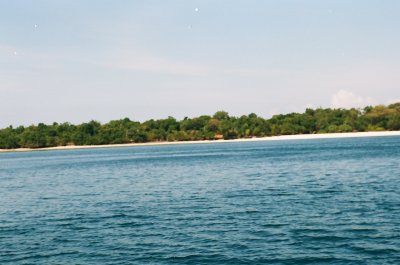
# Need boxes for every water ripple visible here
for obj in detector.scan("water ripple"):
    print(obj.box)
[0,136,400,264]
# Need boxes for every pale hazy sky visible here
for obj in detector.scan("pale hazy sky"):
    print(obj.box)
[1,1,399,127]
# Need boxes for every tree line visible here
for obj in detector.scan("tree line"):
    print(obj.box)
[1,103,400,149]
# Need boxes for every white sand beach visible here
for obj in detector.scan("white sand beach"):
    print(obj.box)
[1,131,400,153]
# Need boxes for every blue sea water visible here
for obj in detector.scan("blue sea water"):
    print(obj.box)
[0,136,400,264]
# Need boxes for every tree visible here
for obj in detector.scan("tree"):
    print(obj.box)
[213,111,230,121]
[1,102,399,149]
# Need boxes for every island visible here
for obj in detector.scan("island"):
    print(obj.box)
[1,103,399,150]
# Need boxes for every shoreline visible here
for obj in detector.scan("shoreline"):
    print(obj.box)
[1,131,400,153]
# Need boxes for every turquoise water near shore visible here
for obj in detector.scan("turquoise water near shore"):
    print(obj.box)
[1,136,400,264]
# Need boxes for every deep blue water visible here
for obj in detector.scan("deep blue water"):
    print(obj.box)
[1,136,400,264]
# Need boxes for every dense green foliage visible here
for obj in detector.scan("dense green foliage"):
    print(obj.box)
[1,103,400,149]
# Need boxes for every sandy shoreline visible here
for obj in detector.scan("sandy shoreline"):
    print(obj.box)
[1,131,400,153]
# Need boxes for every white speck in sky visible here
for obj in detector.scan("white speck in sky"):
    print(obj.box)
[188,25,192,30]
[34,24,38,28]
[13,51,18,55]
[194,7,199,12]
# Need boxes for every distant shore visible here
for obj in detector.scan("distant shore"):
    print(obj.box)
[1,131,400,153]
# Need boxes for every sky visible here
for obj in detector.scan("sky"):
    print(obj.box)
[1,0,400,127]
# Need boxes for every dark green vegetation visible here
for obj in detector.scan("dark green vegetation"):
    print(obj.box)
[1,103,400,149]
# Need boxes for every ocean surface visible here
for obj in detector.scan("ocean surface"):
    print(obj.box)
[1,136,400,264]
